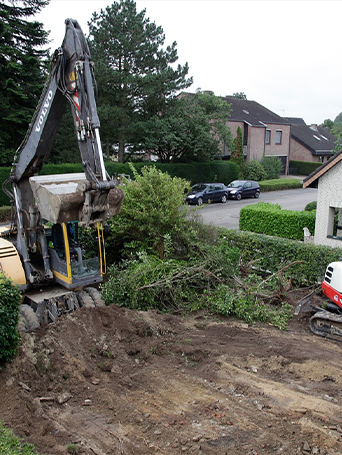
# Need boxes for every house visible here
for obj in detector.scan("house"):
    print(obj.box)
[222,96,291,173]
[303,149,342,247]
[286,117,337,164]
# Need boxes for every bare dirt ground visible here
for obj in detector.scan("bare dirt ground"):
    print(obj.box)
[1,291,342,455]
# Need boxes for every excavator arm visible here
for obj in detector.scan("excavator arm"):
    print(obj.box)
[3,19,124,286]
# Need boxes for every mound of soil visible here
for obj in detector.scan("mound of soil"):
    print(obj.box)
[1,294,342,455]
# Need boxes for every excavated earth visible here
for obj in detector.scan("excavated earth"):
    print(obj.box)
[1,291,342,455]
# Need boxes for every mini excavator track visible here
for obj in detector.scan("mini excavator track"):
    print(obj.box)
[309,309,342,341]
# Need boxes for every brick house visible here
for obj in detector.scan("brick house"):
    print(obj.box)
[222,96,291,174]
[303,149,342,247]
[286,117,337,164]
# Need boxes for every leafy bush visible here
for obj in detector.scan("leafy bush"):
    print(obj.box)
[106,165,193,261]
[305,201,317,211]
[239,202,316,240]
[260,156,283,179]
[243,160,267,181]
[0,274,21,363]
[0,206,11,222]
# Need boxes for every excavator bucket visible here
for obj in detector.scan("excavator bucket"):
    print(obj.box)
[29,173,123,224]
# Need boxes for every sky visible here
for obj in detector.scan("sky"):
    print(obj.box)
[37,0,342,125]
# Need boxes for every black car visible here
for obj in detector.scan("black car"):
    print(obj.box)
[227,180,260,200]
[185,183,228,205]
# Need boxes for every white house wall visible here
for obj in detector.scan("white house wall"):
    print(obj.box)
[314,160,342,248]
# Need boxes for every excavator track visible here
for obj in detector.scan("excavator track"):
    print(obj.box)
[19,287,105,333]
[309,309,342,341]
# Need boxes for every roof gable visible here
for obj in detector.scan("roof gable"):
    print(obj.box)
[303,148,342,188]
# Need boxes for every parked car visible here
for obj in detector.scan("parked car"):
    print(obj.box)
[185,183,228,205]
[227,180,260,200]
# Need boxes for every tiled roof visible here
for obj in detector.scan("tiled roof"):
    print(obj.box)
[290,124,337,156]
[223,96,289,127]
[303,148,342,188]
[284,117,306,125]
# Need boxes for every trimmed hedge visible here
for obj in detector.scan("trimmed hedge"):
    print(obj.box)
[259,178,303,192]
[0,161,240,206]
[239,202,316,240]
[289,160,321,176]
[219,228,342,286]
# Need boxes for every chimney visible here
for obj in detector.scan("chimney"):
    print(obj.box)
[310,124,318,131]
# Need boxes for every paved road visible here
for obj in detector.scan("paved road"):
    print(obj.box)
[193,187,318,230]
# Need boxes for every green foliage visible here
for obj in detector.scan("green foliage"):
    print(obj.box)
[289,160,321,176]
[101,240,240,310]
[0,274,21,363]
[203,284,292,330]
[260,156,283,180]
[239,202,316,241]
[0,421,40,454]
[231,126,244,178]
[304,201,317,211]
[219,228,342,287]
[0,0,49,156]
[88,0,192,162]
[259,179,302,192]
[243,160,267,181]
[0,206,11,222]
[106,165,190,260]
[135,92,232,162]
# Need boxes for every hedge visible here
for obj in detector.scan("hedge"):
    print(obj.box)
[259,178,303,192]
[219,228,342,286]
[239,202,316,241]
[0,161,240,206]
[289,160,321,176]
[0,273,21,362]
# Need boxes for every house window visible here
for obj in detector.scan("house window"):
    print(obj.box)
[265,130,271,144]
[275,130,282,144]
[327,206,342,240]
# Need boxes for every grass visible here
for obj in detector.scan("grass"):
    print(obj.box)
[0,422,41,455]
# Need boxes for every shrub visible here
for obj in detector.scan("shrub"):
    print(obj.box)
[106,165,191,261]
[289,160,321,176]
[260,156,283,179]
[243,160,267,181]
[0,206,11,222]
[305,201,317,211]
[239,202,316,240]
[0,274,21,363]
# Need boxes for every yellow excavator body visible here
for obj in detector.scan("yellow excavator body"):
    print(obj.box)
[0,237,26,286]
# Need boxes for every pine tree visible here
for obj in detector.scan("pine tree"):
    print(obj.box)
[88,0,192,162]
[0,0,49,160]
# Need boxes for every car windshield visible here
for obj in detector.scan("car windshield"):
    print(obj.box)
[228,180,244,188]
[191,184,207,192]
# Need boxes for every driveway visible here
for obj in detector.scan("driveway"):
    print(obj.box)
[194,187,318,230]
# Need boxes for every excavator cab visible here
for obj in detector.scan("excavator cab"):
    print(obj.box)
[46,221,105,290]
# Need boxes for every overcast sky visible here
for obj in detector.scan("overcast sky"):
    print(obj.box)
[37,0,342,125]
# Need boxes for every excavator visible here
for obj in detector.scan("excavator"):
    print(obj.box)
[296,262,342,340]
[0,19,124,332]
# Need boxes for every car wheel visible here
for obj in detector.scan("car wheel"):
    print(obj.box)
[236,193,242,201]
[221,195,227,203]
[197,197,203,206]
[254,191,260,199]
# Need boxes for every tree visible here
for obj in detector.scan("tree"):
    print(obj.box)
[134,91,232,162]
[0,0,49,161]
[231,126,244,177]
[88,0,192,162]
[233,92,247,100]
[321,118,333,130]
